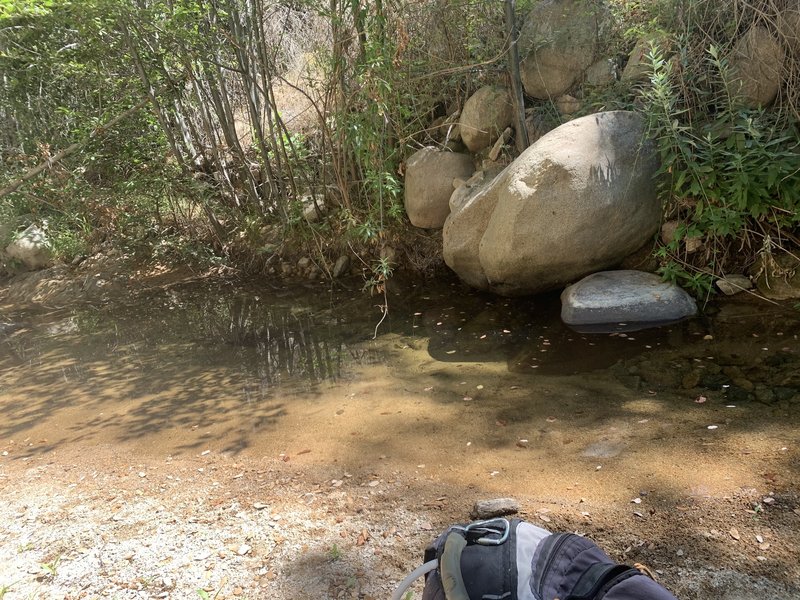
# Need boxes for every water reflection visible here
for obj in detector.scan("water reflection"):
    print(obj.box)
[0,288,387,387]
[4,282,799,389]
[1,278,799,458]
[417,288,699,374]
[0,282,714,389]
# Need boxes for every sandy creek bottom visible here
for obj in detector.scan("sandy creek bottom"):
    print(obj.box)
[1,277,799,596]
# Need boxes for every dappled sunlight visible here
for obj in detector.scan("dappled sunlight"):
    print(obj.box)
[2,282,797,500]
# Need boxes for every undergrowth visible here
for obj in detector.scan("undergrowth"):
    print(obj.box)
[2,0,799,298]
[634,0,800,297]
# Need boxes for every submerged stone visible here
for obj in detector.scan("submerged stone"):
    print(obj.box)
[561,270,697,332]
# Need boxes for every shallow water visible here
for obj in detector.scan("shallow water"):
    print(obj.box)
[1,276,799,502]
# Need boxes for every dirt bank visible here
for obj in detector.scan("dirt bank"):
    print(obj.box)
[2,442,798,600]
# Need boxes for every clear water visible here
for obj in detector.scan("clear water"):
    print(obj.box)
[1,276,798,475]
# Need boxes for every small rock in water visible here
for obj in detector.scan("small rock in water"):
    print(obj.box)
[333,255,351,278]
[470,497,520,519]
[716,275,752,296]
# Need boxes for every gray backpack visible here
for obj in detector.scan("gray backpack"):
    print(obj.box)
[393,518,678,600]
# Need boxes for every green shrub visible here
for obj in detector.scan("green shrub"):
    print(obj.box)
[642,43,800,296]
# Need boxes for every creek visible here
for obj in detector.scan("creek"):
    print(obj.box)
[1,275,798,505]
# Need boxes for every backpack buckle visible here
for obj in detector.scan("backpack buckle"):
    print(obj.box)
[460,518,510,545]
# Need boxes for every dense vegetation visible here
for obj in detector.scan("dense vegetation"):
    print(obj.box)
[1,0,798,295]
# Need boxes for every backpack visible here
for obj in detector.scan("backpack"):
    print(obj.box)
[393,518,678,600]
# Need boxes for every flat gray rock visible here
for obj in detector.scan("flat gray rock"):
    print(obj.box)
[561,270,697,332]
[470,498,520,520]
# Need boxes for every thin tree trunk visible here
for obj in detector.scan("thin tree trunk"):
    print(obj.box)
[122,24,190,172]
[505,0,529,152]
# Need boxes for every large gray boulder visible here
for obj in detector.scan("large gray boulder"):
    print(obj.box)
[443,111,660,296]
[404,147,474,229]
[518,0,611,99]
[585,57,616,86]
[778,9,800,56]
[443,170,505,289]
[459,86,514,153]
[621,36,667,82]
[730,26,785,108]
[5,224,53,270]
[561,270,697,331]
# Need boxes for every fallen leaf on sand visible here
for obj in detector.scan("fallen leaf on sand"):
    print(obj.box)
[729,528,740,541]
[356,529,370,545]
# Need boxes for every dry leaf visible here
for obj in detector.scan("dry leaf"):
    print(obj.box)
[729,528,740,541]
[356,528,370,545]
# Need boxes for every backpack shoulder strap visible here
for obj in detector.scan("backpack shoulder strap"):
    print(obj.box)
[566,563,641,600]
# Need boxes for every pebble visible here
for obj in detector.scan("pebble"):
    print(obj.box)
[237,543,251,556]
